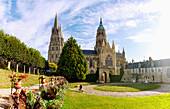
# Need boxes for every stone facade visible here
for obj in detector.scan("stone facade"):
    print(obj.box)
[122,58,170,83]
[48,15,126,83]
[48,15,64,64]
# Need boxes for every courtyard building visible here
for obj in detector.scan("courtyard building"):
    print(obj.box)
[122,58,170,83]
[48,14,126,83]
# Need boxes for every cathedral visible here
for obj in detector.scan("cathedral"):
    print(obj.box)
[48,14,126,83]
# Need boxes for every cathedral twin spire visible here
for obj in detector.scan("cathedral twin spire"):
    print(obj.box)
[52,14,62,36]
[54,14,59,29]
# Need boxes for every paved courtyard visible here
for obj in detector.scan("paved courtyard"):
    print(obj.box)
[71,83,170,97]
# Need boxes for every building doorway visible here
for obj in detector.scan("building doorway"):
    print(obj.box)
[102,72,107,83]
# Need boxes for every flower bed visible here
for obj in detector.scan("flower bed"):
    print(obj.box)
[9,76,69,109]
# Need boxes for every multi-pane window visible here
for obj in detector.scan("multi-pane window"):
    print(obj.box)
[157,67,162,72]
[137,69,139,73]
[105,55,113,66]
[134,69,136,73]
[147,68,150,73]
[152,68,155,72]
[167,69,170,78]
[150,68,152,73]
[90,58,92,67]
[145,68,147,73]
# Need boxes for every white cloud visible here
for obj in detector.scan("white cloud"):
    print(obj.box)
[0,2,5,19]
[126,20,139,27]
[0,0,165,61]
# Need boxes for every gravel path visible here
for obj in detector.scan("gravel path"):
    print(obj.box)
[71,83,170,97]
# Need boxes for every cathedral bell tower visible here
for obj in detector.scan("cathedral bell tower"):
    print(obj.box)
[48,14,64,64]
[94,18,106,54]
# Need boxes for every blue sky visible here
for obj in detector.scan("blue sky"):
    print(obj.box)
[0,0,170,62]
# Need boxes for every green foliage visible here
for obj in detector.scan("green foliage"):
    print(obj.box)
[109,69,124,82]
[57,37,87,82]
[0,29,47,72]
[45,72,57,76]
[5,67,11,71]
[49,62,57,72]
[86,68,99,82]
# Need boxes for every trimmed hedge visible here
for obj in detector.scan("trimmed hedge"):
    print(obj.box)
[86,68,99,82]
[109,69,124,82]
[45,72,58,76]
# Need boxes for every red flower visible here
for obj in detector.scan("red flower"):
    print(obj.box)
[23,74,27,78]
[23,89,26,93]
[45,84,47,86]
[45,79,48,83]
[56,105,60,109]
[32,90,36,93]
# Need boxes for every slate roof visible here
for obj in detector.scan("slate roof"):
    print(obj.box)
[126,58,170,69]
[82,50,97,55]
[116,53,122,57]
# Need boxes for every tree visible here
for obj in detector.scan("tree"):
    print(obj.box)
[57,36,87,81]
[0,30,5,57]
[49,62,57,72]
[20,42,28,73]
[27,48,34,74]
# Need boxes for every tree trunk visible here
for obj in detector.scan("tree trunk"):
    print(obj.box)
[37,68,39,74]
[33,68,35,74]
[29,67,31,74]
[8,61,11,69]
[24,65,25,73]
[16,63,19,72]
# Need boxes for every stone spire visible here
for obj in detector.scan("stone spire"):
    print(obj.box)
[112,41,115,48]
[100,17,102,25]
[122,47,125,57]
[59,24,62,36]
[54,14,59,29]
[98,17,104,30]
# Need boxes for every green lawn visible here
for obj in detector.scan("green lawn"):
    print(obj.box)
[69,82,98,88]
[62,90,170,109]
[93,84,161,92]
[0,69,49,89]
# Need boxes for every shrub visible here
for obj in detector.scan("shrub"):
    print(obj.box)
[5,67,12,71]
[109,69,124,82]
[45,72,57,76]
[86,68,99,82]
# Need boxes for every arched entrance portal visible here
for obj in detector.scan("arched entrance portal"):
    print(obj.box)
[102,72,107,83]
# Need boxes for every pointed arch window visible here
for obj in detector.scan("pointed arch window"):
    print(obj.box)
[90,58,92,67]
[105,55,113,66]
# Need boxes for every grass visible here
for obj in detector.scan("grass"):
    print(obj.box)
[62,90,170,109]
[69,82,98,88]
[0,69,49,89]
[93,84,161,92]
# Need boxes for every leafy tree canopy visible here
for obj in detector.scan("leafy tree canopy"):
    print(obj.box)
[57,36,88,82]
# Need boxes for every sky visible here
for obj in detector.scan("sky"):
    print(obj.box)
[0,0,170,62]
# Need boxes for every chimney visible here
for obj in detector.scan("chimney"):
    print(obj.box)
[149,57,152,61]
[132,59,134,64]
